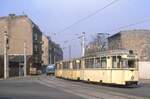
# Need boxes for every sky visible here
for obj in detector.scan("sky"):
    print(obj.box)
[0,0,150,59]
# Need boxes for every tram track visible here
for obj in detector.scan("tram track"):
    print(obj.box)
[37,77,147,99]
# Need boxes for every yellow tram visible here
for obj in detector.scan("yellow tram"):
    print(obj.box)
[55,50,139,85]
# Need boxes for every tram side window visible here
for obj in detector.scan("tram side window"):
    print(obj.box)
[112,56,121,68]
[101,57,107,68]
[76,61,81,69]
[95,58,101,68]
[63,62,69,69]
[73,61,77,69]
[60,64,62,69]
[122,59,128,68]
[85,59,94,68]
[56,63,60,70]
[117,56,121,68]
[85,59,89,68]
[67,62,70,69]
[112,56,117,68]
[63,62,66,69]
[89,59,94,68]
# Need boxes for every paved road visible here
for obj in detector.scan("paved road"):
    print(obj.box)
[0,79,84,99]
[0,76,149,99]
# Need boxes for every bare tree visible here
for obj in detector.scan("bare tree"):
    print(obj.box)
[85,33,109,56]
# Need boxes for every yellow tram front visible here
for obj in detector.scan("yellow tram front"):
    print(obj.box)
[118,53,139,85]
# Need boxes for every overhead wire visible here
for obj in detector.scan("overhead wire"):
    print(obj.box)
[57,0,121,34]
[107,17,150,33]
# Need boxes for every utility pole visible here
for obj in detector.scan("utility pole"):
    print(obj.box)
[80,32,85,57]
[4,31,9,79]
[69,45,71,59]
[24,41,27,77]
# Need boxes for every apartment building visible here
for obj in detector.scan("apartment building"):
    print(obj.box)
[0,14,42,77]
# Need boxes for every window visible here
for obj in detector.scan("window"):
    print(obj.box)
[85,58,94,68]
[34,33,38,40]
[73,61,77,69]
[117,56,121,68]
[76,60,81,69]
[34,56,38,63]
[60,64,62,69]
[128,60,136,68]
[112,56,117,68]
[85,59,89,68]
[112,56,122,68]
[63,62,70,69]
[34,45,38,51]
[122,59,128,68]
[62,62,66,69]
[56,63,58,69]
[101,57,107,68]
[122,59,137,68]
[95,58,101,68]
[56,63,62,70]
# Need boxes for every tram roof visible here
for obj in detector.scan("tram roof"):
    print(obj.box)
[56,57,81,63]
[56,50,137,63]
[84,49,137,58]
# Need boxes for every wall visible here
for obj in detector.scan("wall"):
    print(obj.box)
[108,33,122,50]
[139,62,150,79]
[121,30,150,61]
[42,35,49,66]
[0,15,33,55]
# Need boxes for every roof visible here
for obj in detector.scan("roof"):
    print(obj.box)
[109,29,150,39]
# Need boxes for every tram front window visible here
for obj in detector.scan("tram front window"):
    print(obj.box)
[122,59,137,68]
[128,60,136,68]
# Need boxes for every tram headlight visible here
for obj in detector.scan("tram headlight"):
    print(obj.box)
[131,76,134,80]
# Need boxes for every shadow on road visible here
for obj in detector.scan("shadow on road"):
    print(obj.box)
[0,97,11,99]
[82,81,142,89]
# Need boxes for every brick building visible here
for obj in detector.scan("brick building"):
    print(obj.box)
[108,30,150,79]
[0,14,42,77]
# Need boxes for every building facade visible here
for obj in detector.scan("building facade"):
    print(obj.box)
[108,30,150,79]
[42,35,49,66]
[49,39,63,64]
[0,14,42,77]
[42,35,63,73]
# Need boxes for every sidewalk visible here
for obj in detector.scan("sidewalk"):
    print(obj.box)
[139,79,150,84]
[0,75,43,81]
